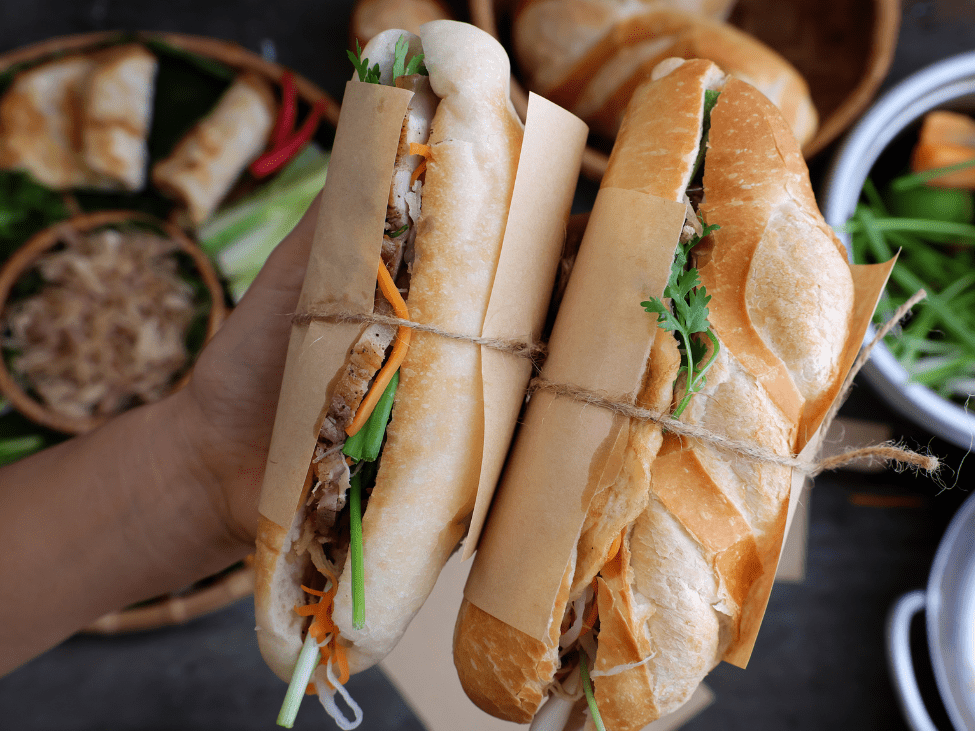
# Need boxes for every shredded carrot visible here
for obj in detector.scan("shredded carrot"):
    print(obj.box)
[345,261,412,437]
[580,578,600,636]
[410,159,427,184]
[296,571,350,691]
[408,142,431,184]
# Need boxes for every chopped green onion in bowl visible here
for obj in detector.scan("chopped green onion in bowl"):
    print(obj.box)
[843,154,975,404]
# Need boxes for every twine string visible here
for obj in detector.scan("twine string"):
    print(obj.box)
[293,292,939,477]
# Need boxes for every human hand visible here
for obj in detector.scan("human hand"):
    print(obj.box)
[173,194,320,549]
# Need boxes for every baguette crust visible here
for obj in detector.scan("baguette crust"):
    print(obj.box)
[254,19,525,687]
[513,1,816,147]
[454,59,853,726]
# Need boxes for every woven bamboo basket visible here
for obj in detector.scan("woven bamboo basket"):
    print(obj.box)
[0,210,228,434]
[469,0,901,180]
[0,31,339,633]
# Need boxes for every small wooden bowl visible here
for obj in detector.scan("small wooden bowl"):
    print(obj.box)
[470,0,901,180]
[0,210,228,435]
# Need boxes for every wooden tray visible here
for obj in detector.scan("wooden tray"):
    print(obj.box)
[469,0,901,180]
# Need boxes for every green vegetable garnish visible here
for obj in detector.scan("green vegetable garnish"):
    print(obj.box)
[578,649,607,731]
[689,90,720,183]
[642,223,721,418]
[0,435,44,467]
[887,185,974,225]
[391,35,428,79]
[349,469,366,630]
[276,631,323,728]
[846,158,975,399]
[348,40,382,84]
[348,35,427,86]
[342,370,400,629]
[198,145,330,301]
[889,156,975,191]
[387,223,409,239]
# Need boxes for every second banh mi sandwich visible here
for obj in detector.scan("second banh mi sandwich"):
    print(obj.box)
[454,58,856,731]
[254,20,586,730]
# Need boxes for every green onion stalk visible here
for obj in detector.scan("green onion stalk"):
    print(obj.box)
[197,145,329,301]
[277,631,323,728]
[342,371,400,629]
[578,648,607,731]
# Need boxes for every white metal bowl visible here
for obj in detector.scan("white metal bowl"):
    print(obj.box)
[821,52,975,452]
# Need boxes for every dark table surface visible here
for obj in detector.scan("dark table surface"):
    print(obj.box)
[1,1,973,730]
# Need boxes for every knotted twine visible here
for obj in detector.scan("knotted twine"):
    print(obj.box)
[293,288,939,478]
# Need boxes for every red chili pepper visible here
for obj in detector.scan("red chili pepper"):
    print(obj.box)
[270,70,298,148]
[250,99,326,178]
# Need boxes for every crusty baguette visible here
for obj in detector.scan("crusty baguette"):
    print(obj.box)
[512,1,816,148]
[254,18,524,693]
[453,58,853,729]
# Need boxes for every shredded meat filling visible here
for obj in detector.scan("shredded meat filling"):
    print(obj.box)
[296,72,438,562]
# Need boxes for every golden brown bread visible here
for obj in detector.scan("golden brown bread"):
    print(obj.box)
[512,1,816,148]
[453,58,854,729]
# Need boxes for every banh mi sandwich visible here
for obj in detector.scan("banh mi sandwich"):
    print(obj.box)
[454,58,856,730]
[254,21,586,730]
[512,1,817,147]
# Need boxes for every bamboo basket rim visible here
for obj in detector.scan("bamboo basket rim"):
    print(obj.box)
[470,0,902,181]
[0,210,229,435]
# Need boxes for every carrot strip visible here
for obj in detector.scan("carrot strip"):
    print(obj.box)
[580,579,600,635]
[345,261,412,436]
[410,159,427,184]
[409,142,432,158]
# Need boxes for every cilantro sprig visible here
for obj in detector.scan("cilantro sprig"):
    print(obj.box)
[347,35,427,86]
[348,40,382,84]
[642,222,721,418]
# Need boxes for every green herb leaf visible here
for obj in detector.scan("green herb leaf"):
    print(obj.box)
[391,35,427,80]
[641,221,721,418]
[348,40,382,85]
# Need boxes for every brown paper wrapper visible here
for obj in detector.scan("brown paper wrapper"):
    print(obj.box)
[465,191,896,665]
[259,80,413,528]
[258,83,588,537]
[465,187,688,640]
[724,256,896,667]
